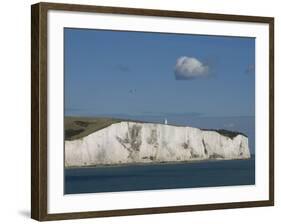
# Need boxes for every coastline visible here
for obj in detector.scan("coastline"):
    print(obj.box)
[64,155,253,169]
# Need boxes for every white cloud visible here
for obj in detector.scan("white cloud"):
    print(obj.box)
[174,56,209,80]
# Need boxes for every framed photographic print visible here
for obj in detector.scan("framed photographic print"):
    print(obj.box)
[31,2,274,221]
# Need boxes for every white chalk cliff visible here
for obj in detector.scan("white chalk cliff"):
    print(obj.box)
[65,122,250,167]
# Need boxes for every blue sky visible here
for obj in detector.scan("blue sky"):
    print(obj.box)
[64,28,255,153]
[64,28,255,118]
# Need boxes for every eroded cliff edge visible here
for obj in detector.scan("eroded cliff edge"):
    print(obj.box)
[65,121,250,167]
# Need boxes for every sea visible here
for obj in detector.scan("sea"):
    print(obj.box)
[64,156,255,194]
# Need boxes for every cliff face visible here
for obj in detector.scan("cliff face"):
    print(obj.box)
[65,122,250,167]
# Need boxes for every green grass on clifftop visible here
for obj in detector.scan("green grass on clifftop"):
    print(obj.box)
[65,116,247,141]
[65,117,123,140]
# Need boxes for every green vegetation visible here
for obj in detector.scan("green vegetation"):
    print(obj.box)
[65,116,247,141]
[64,117,123,140]
[201,128,247,139]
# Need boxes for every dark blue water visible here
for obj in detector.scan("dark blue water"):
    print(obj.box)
[64,157,255,194]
